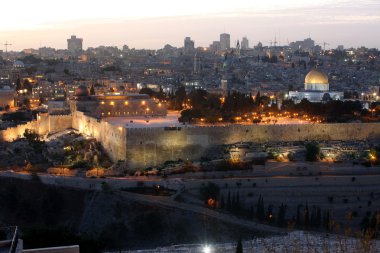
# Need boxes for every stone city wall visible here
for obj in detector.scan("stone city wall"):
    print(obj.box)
[0,120,39,141]
[0,114,71,141]
[0,112,126,162]
[124,123,380,169]
[48,114,73,133]
[2,111,380,170]
[0,113,51,141]
[72,111,126,162]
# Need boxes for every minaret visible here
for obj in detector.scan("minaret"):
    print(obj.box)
[236,40,241,58]
[193,53,198,74]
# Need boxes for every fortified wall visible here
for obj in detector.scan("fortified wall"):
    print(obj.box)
[0,114,72,142]
[72,111,126,162]
[125,123,380,168]
[2,112,380,170]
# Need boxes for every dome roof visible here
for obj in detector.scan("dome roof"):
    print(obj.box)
[305,69,329,84]
[75,85,90,97]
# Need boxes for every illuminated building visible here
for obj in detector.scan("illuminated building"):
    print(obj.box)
[288,69,343,103]
[70,85,167,118]
[0,85,15,108]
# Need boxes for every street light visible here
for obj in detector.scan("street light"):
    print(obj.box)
[203,245,212,253]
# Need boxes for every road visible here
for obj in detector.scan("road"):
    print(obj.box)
[0,170,285,235]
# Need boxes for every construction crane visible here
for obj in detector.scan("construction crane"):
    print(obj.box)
[273,35,278,47]
[2,41,12,53]
[322,42,329,51]
[317,42,330,51]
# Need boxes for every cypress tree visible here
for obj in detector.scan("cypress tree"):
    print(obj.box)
[236,238,243,253]
[90,85,95,95]
[236,191,241,215]
[257,195,265,222]
[232,191,236,213]
[220,195,225,209]
[310,205,316,227]
[296,204,302,227]
[316,207,322,228]
[227,191,232,212]
[304,204,310,227]
[277,203,287,227]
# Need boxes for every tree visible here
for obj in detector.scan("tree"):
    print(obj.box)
[39,97,46,106]
[172,86,187,110]
[22,98,31,108]
[305,141,320,162]
[220,195,225,209]
[24,129,40,143]
[90,85,95,95]
[23,79,33,94]
[24,129,45,152]
[227,191,232,211]
[15,78,23,91]
[277,203,287,227]
[256,195,265,222]
[139,87,155,97]
[322,93,332,102]
[236,238,243,253]
[304,204,310,227]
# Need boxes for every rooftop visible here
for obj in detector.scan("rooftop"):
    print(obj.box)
[106,111,184,129]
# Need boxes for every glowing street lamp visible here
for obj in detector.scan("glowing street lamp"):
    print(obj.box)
[203,245,212,253]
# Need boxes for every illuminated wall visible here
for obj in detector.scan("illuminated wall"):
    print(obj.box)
[72,111,126,162]
[1,111,380,170]
[124,123,380,169]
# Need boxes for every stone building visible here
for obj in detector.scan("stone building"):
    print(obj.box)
[70,85,167,118]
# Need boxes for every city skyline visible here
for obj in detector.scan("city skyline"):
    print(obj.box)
[0,0,379,51]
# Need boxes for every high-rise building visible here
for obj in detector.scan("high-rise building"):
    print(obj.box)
[209,41,221,52]
[67,35,83,55]
[220,33,230,51]
[241,37,249,50]
[184,37,195,54]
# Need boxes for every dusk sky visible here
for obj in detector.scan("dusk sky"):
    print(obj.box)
[1,0,379,51]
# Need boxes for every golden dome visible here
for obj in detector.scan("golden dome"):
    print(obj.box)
[305,69,329,84]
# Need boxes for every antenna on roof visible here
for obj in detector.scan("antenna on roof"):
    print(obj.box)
[2,41,12,53]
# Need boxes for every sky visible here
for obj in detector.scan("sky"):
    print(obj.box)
[0,0,379,51]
